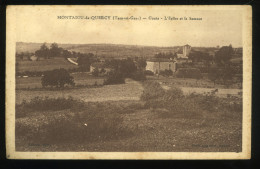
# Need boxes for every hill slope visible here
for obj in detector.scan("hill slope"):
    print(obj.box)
[16,42,179,58]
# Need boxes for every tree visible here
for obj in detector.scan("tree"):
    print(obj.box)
[222,65,235,87]
[35,43,50,59]
[119,58,137,77]
[62,49,72,58]
[77,53,95,71]
[41,68,75,88]
[215,45,233,66]
[136,58,147,71]
[208,67,220,86]
[213,45,235,87]
[49,43,62,58]
[154,52,175,59]
[189,51,211,63]
[100,68,106,74]
[131,71,146,81]
[104,71,125,85]
[104,59,121,70]
[92,67,99,77]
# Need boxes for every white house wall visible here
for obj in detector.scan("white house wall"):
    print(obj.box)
[146,61,155,73]
[146,61,176,74]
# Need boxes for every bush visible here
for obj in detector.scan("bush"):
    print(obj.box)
[104,71,125,85]
[144,70,154,76]
[141,81,205,117]
[16,100,136,144]
[140,82,166,101]
[131,71,146,81]
[142,84,184,109]
[39,115,128,143]
[186,92,242,114]
[16,97,83,116]
[41,68,75,88]
[162,86,184,101]
[92,67,99,77]
[175,68,202,79]
[160,69,173,77]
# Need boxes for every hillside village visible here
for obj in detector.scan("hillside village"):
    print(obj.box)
[16,42,243,89]
[15,42,243,152]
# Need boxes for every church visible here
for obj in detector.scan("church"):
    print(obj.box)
[146,44,191,74]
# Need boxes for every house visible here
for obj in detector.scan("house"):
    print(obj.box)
[146,44,193,74]
[146,58,177,74]
[29,55,38,61]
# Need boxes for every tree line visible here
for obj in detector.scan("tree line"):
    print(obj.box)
[34,43,79,59]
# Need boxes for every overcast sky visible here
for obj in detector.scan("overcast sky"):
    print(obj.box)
[13,6,243,47]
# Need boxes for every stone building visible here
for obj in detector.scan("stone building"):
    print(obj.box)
[146,58,176,74]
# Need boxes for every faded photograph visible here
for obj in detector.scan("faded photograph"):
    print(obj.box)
[6,6,252,159]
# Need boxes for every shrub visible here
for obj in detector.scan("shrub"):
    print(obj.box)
[38,115,128,143]
[142,84,184,109]
[16,97,83,116]
[175,68,202,79]
[140,82,165,101]
[141,81,206,117]
[160,97,202,118]
[41,68,75,88]
[160,69,173,77]
[16,100,136,144]
[144,70,154,76]
[92,67,99,77]
[104,71,125,85]
[131,71,146,81]
[162,86,184,101]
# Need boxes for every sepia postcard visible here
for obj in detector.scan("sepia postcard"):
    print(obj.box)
[6,5,252,159]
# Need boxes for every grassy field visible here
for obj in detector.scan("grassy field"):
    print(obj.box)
[146,76,242,89]
[16,57,78,73]
[16,78,143,104]
[15,71,242,152]
[16,72,105,89]
[15,85,242,152]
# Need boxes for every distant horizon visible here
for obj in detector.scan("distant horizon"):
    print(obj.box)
[16,41,243,48]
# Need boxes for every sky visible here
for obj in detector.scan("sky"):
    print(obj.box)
[13,6,243,47]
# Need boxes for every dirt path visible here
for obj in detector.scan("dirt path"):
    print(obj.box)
[161,84,242,98]
[67,58,78,65]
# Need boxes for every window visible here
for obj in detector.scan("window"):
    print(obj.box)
[169,64,171,69]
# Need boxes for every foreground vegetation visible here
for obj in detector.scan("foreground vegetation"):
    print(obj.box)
[16,82,242,152]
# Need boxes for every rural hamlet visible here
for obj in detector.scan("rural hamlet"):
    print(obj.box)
[15,41,243,152]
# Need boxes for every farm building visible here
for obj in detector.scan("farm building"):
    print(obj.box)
[30,55,38,61]
[146,58,177,74]
[146,44,193,74]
